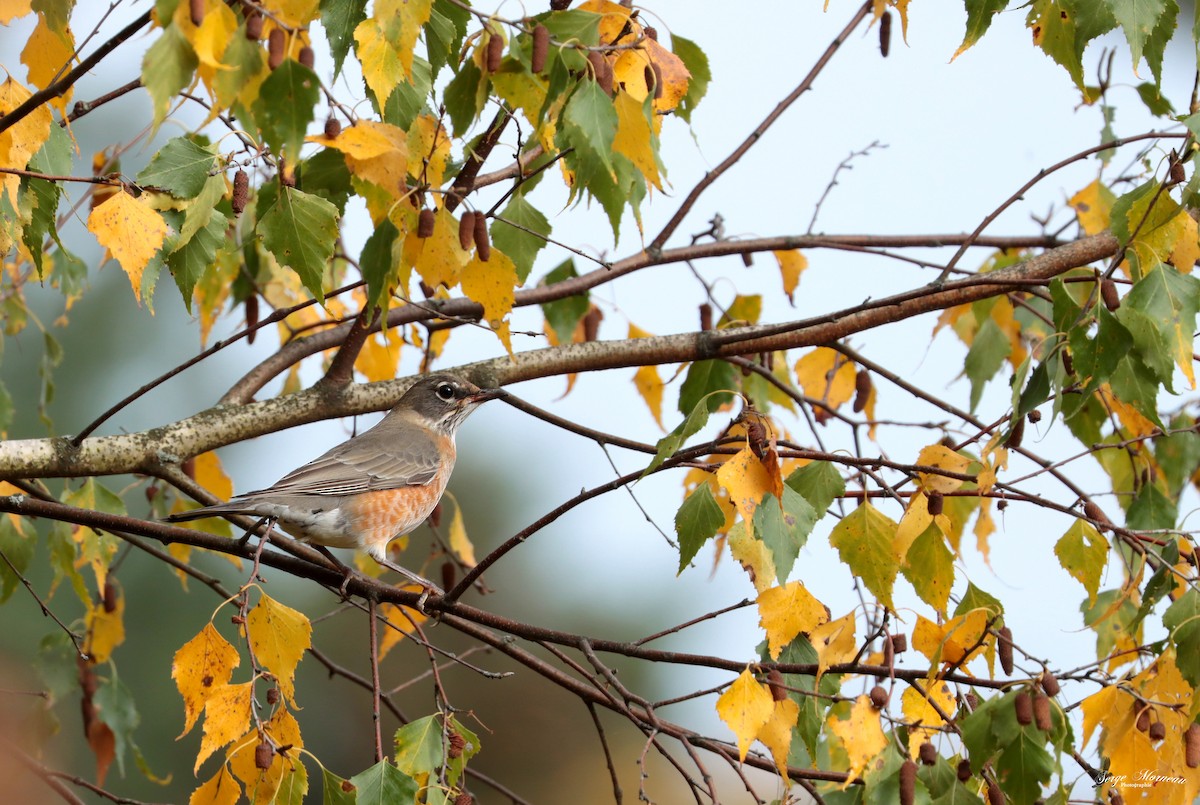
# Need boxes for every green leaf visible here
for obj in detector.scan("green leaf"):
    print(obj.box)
[214,32,263,125]
[491,194,550,283]
[1136,81,1174,115]
[0,517,34,603]
[964,317,1010,412]
[136,137,217,198]
[1110,179,1181,277]
[95,672,140,777]
[785,461,845,517]
[994,726,1055,803]
[321,768,358,805]
[954,581,1005,619]
[427,0,469,77]
[645,395,712,476]
[1108,353,1164,429]
[320,0,368,78]
[1163,588,1200,686]
[671,34,710,123]
[0,381,12,436]
[1103,0,1177,83]
[539,259,589,344]
[167,209,226,311]
[141,23,197,128]
[828,502,899,611]
[1070,304,1133,395]
[274,759,308,805]
[675,482,725,573]
[1118,264,1200,391]
[559,80,619,179]
[753,487,818,582]
[443,59,485,138]
[19,176,60,276]
[298,148,353,213]
[957,0,1009,55]
[677,359,736,415]
[1126,483,1175,530]
[1082,589,1139,662]
[539,9,602,46]
[1155,414,1200,498]
[258,187,340,300]
[902,523,955,615]
[393,715,441,776]
[360,218,399,310]
[1054,520,1108,606]
[253,60,320,168]
[348,760,419,805]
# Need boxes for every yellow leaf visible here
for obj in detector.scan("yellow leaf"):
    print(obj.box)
[716,447,774,526]
[1079,684,1117,750]
[612,90,662,190]
[1170,210,1200,273]
[758,581,829,660]
[83,589,125,664]
[1069,180,1115,236]
[900,681,953,757]
[0,0,32,24]
[353,19,404,110]
[460,248,517,326]
[190,765,242,805]
[407,114,450,187]
[0,76,53,207]
[375,0,431,77]
[246,593,312,704]
[916,444,971,494]
[227,705,305,803]
[715,668,774,761]
[355,327,403,383]
[757,698,800,776]
[811,611,857,681]
[87,191,169,300]
[378,589,429,660]
[190,1,238,70]
[448,501,475,566]
[194,451,233,500]
[414,207,470,289]
[773,250,808,302]
[729,520,776,592]
[262,0,319,28]
[633,365,665,429]
[911,611,989,669]
[828,695,887,788]
[173,623,241,738]
[196,682,253,772]
[343,121,408,193]
[21,15,74,113]
[307,123,398,160]
[611,37,691,113]
[1098,383,1158,439]
[894,492,933,560]
[794,347,856,411]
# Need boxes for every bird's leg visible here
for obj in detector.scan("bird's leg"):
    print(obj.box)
[370,554,444,614]
[309,545,357,599]
[238,516,272,548]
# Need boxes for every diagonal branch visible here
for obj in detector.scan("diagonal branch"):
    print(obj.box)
[0,232,1118,482]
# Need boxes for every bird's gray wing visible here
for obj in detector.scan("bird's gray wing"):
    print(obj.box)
[244,424,442,499]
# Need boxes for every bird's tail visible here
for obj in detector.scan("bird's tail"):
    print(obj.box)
[163,502,247,523]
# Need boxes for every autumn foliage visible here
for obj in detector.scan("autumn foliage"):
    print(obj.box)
[2,0,1200,803]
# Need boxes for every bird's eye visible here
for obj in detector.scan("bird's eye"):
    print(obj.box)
[435,382,456,401]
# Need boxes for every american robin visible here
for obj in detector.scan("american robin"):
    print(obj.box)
[166,374,502,594]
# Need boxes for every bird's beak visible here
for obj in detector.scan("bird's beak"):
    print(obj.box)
[467,387,506,404]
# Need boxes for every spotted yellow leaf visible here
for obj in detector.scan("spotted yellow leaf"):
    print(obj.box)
[900,681,953,757]
[794,347,856,412]
[811,610,857,682]
[716,447,774,526]
[196,682,253,772]
[0,76,53,206]
[915,444,971,494]
[172,623,240,738]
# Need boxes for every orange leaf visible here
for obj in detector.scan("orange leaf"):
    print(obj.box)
[715,668,774,761]
[173,623,241,738]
